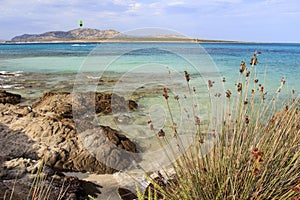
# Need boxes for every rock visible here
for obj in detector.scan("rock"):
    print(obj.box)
[121,139,137,152]
[0,90,21,104]
[79,126,139,173]
[0,91,140,198]
[0,158,102,199]
[118,187,138,200]
[0,97,139,174]
[32,92,138,119]
[32,92,72,119]
[0,122,39,164]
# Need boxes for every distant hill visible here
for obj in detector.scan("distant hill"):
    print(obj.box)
[11,28,121,42]
[9,28,241,43]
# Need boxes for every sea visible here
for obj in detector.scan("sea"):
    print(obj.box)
[0,42,299,171]
[1,42,299,90]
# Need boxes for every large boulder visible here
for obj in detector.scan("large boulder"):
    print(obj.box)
[0,91,140,173]
[0,101,138,174]
[0,122,102,199]
[0,90,21,104]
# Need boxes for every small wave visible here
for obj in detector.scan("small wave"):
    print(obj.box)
[0,71,23,77]
[71,44,87,47]
[0,84,24,89]
[87,76,101,79]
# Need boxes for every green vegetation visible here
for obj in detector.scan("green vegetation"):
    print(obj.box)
[141,54,300,199]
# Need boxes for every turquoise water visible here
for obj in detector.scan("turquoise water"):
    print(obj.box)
[0,42,299,93]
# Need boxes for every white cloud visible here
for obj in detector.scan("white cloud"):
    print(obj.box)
[0,0,299,41]
[167,1,186,6]
[127,2,142,12]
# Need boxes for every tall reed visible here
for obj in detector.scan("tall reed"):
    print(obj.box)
[141,53,300,200]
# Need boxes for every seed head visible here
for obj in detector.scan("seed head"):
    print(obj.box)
[246,71,251,77]
[240,60,247,73]
[208,80,214,88]
[195,116,200,125]
[245,116,249,124]
[184,71,190,82]
[215,93,221,97]
[163,87,169,100]
[174,95,179,101]
[226,90,231,98]
[253,168,260,175]
[148,120,154,131]
[291,187,300,192]
[237,83,242,92]
[157,129,165,137]
[281,77,286,85]
[260,86,264,93]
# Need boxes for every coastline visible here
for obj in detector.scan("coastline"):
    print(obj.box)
[2,37,264,44]
[3,39,299,45]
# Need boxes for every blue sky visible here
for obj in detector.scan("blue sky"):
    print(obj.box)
[0,0,299,42]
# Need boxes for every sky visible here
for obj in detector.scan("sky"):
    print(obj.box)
[0,0,299,42]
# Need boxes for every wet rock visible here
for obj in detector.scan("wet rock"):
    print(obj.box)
[32,92,138,119]
[0,90,21,104]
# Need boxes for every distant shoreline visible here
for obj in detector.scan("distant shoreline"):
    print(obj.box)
[2,39,298,45]
[1,38,273,44]
[3,28,299,44]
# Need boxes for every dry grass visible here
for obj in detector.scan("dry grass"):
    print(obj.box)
[142,53,300,200]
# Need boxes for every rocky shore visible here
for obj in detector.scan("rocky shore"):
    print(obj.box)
[0,90,139,199]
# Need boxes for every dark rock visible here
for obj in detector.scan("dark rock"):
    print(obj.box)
[79,126,139,173]
[0,90,21,104]
[32,91,138,119]
[121,140,137,153]
[118,187,138,200]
